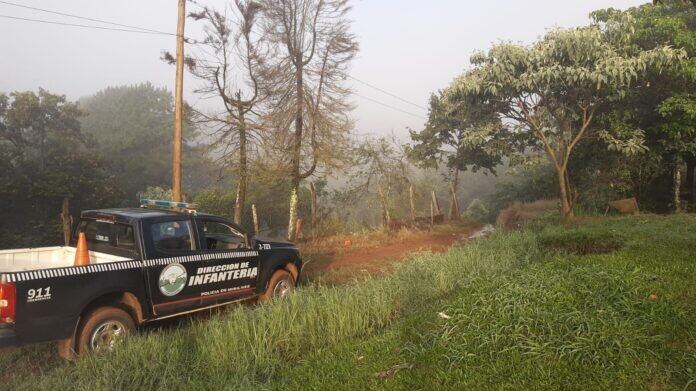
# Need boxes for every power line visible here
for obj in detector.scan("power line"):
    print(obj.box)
[0,0,174,35]
[354,93,427,120]
[0,4,427,121]
[0,14,172,35]
[348,75,428,111]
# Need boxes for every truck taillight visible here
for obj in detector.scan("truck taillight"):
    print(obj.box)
[0,282,16,324]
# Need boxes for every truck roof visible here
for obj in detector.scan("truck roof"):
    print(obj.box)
[81,208,216,223]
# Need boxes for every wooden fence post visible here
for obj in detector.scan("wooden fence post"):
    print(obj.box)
[409,185,416,222]
[310,182,318,237]
[430,198,434,228]
[60,197,72,245]
[251,204,259,236]
[378,184,391,227]
[295,218,303,240]
[449,182,460,220]
[431,190,441,215]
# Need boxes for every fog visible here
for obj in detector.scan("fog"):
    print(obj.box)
[0,0,643,138]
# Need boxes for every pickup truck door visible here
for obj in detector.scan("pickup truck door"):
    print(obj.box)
[194,217,260,306]
[143,217,205,316]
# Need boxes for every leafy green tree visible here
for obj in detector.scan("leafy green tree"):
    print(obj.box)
[79,83,174,203]
[408,91,507,217]
[592,1,696,210]
[447,17,685,220]
[0,89,119,247]
[658,93,696,210]
[80,83,210,204]
[0,89,82,167]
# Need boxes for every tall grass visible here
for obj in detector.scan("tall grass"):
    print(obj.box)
[11,229,535,390]
[6,215,695,390]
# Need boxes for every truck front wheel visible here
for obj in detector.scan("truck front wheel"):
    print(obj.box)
[259,269,295,302]
[75,306,135,356]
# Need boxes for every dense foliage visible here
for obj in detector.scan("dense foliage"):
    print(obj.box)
[0,89,120,247]
[410,1,694,219]
[80,83,212,203]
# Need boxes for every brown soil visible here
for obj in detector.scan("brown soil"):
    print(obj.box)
[299,223,482,284]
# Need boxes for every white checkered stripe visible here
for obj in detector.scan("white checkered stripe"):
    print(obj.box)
[1,250,259,283]
[199,250,258,261]
[2,260,141,283]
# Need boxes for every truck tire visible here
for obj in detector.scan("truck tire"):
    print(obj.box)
[75,306,135,356]
[259,269,295,302]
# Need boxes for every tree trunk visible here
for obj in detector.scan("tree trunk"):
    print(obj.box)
[287,63,305,241]
[60,197,72,245]
[409,185,416,222]
[673,160,682,213]
[287,184,299,241]
[251,204,259,235]
[234,109,248,225]
[310,182,318,237]
[448,169,460,220]
[378,184,391,227]
[556,166,574,222]
[685,155,695,204]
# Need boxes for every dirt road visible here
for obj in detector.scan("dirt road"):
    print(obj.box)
[299,223,482,284]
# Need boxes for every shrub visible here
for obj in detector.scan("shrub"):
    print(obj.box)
[465,199,489,222]
[137,186,173,201]
[496,200,558,230]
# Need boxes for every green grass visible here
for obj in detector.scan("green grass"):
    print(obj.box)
[3,215,695,390]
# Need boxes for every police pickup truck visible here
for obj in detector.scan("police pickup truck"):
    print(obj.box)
[0,200,302,359]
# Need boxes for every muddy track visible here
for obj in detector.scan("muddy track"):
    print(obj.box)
[300,224,482,284]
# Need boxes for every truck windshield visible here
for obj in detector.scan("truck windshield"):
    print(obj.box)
[74,219,137,257]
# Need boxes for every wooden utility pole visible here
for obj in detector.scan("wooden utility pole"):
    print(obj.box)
[172,0,186,202]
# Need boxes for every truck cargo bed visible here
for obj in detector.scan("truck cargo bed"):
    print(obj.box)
[0,246,131,272]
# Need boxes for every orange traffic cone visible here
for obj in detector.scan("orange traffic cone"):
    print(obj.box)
[74,232,90,266]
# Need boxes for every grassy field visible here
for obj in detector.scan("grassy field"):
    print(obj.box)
[2,214,694,390]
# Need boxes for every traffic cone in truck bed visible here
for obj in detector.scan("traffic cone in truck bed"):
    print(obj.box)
[74,232,90,266]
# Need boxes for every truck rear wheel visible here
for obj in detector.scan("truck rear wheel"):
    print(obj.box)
[259,269,295,302]
[75,306,134,356]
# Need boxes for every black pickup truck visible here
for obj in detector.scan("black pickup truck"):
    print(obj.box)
[0,201,302,359]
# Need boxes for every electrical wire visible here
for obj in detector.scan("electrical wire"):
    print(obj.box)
[0,14,171,35]
[348,75,428,111]
[354,93,427,120]
[0,0,174,35]
[0,4,428,120]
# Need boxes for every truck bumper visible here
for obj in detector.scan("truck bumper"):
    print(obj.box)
[0,327,19,348]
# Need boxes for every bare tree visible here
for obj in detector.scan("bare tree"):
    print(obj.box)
[186,1,266,225]
[348,137,412,228]
[260,0,357,240]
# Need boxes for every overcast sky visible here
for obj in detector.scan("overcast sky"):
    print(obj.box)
[0,0,644,138]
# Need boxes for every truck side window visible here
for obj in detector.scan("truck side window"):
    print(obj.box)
[151,221,196,252]
[202,221,246,250]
